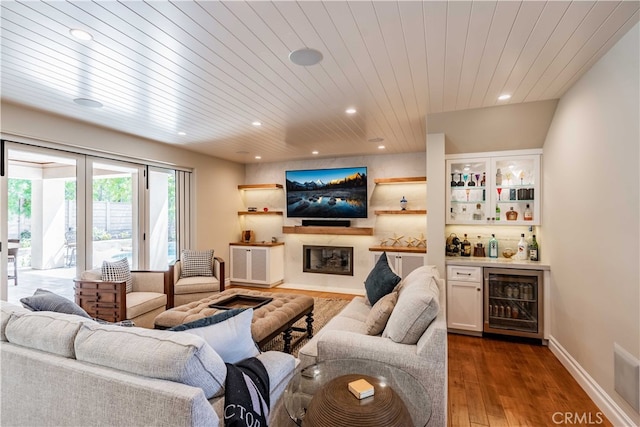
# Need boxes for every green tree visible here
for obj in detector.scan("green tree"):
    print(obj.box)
[93,177,132,202]
[7,179,31,217]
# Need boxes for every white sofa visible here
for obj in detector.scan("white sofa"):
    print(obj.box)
[297,265,447,427]
[0,302,295,427]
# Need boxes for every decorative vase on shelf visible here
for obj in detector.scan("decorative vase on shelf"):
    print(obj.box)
[400,196,408,210]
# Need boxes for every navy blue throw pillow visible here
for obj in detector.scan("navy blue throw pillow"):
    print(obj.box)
[364,252,401,306]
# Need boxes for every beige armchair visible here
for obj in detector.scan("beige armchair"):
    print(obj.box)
[169,257,225,307]
[74,269,171,328]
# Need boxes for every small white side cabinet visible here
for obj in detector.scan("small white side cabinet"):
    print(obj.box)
[229,243,284,287]
[447,265,483,334]
[372,251,426,279]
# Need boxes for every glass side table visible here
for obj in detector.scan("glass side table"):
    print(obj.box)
[284,358,431,427]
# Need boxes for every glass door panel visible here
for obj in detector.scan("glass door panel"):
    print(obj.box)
[3,144,81,304]
[91,161,141,269]
[148,167,176,270]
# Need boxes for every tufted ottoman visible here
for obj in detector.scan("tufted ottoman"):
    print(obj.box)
[154,288,314,353]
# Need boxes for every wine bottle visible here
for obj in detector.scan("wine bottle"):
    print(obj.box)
[517,233,527,260]
[524,204,533,221]
[495,204,501,221]
[480,172,486,187]
[529,235,539,261]
[488,234,498,258]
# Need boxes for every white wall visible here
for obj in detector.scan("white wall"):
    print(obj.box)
[244,152,427,294]
[542,22,639,425]
[1,102,245,266]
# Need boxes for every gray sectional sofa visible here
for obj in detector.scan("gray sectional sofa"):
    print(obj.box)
[297,265,448,427]
[0,302,296,427]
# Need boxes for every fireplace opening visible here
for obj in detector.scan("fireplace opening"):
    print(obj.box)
[303,245,353,276]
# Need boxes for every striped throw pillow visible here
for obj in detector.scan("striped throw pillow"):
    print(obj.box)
[180,249,214,278]
[102,258,133,293]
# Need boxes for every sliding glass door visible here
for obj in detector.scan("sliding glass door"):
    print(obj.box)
[147,167,177,270]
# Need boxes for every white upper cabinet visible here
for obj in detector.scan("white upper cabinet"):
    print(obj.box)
[446,150,541,225]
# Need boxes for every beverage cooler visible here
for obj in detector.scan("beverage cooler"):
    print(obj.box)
[484,268,543,339]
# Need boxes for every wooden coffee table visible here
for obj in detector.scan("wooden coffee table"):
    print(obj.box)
[284,359,431,426]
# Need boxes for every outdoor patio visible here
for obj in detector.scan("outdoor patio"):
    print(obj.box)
[7,267,76,305]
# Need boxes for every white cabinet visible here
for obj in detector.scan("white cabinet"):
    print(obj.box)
[372,251,426,279]
[446,150,541,225]
[229,244,284,287]
[447,265,483,334]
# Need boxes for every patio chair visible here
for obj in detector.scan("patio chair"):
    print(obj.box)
[8,239,19,286]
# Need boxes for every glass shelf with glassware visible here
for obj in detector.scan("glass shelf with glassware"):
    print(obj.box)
[446,150,541,225]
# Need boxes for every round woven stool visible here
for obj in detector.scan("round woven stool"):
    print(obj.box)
[303,374,413,427]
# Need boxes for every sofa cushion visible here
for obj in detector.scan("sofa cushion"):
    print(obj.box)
[102,258,133,293]
[5,311,94,358]
[20,288,92,318]
[75,323,227,399]
[383,266,440,344]
[180,249,214,278]
[125,292,167,319]
[1,302,31,341]
[169,308,259,364]
[364,252,401,306]
[174,276,220,295]
[365,291,398,335]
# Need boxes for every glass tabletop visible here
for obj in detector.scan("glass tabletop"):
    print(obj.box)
[284,358,431,427]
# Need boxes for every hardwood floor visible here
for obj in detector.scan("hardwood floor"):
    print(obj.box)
[448,333,612,427]
[233,285,610,426]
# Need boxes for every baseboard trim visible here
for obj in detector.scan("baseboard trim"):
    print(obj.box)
[549,335,638,427]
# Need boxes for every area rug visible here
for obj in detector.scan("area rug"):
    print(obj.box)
[261,297,350,357]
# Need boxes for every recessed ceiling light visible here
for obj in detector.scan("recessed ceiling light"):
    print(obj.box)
[312,151,319,155]
[73,98,103,108]
[69,29,93,41]
[289,48,323,66]
[252,121,262,127]
[345,108,357,115]
[498,94,511,101]
[378,145,386,150]
[255,155,262,160]
[178,131,186,136]
[368,137,384,143]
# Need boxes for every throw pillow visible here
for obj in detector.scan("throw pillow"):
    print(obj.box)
[383,266,440,344]
[169,308,259,364]
[102,258,133,293]
[364,252,401,306]
[364,291,398,335]
[180,249,214,278]
[20,288,92,318]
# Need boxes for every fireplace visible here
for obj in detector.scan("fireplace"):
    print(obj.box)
[303,245,353,276]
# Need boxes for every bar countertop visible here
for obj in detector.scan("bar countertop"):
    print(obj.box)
[445,256,550,271]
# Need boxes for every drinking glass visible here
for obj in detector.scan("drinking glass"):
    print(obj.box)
[497,187,502,201]
[451,173,457,187]
[463,173,469,186]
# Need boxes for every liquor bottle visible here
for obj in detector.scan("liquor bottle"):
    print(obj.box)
[524,204,533,221]
[488,234,498,258]
[517,233,527,260]
[472,203,483,221]
[529,235,539,261]
[495,204,501,221]
[480,172,486,187]
[461,234,471,257]
[495,168,502,186]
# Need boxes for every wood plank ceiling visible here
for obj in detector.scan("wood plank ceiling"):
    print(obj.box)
[1,1,638,163]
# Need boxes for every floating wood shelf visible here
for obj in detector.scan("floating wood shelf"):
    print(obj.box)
[238,211,283,215]
[374,209,427,215]
[369,246,427,253]
[230,241,285,247]
[237,183,283,190]
[282,226,374,236]
[374,176,426,184]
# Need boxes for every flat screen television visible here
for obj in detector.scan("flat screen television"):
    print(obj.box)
[285,167,368,219]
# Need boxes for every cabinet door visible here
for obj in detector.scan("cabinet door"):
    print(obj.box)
[249,247,268,283]
[447,280,483,332]
[446,158,490,224]
[230,246,250,281]
[396,253,425,278]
